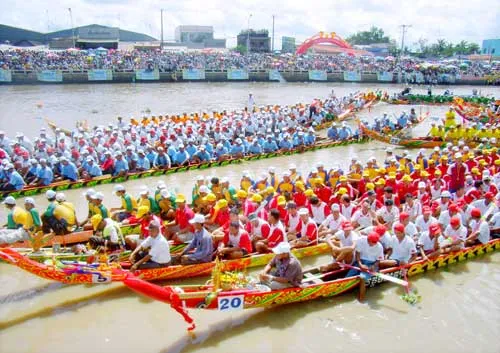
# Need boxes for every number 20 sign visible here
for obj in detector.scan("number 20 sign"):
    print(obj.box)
[218,295,244,311]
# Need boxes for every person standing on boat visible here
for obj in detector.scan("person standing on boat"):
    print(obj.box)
[129,220,171,270]
[259,241,303,290]
[179,214,213,265]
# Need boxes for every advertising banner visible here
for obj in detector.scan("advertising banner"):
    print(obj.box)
[135,69,160,80]
[0,69,12,82]
[182,68,206,80]
[37,70,63,82]
[88,69,113,81]
[343,71,361,82]
[308,70,327,81]
[227,69,249,80]
[269,69,282,81]
[377,72,393,82]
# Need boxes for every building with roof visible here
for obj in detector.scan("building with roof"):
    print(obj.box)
[174,25,226,49]
[237,30,270,53]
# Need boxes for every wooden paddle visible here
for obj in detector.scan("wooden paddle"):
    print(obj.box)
[341,263,408,287]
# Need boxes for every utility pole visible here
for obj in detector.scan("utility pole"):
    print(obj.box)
[68,8,76,48]
[272,14,275,52]
[246,14,252,55]
[399,24,412,56]
[160,9,164,49]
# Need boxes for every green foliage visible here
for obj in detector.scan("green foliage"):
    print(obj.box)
[414,39,480,57]
[234,44,247,55]
[346,26,391,45]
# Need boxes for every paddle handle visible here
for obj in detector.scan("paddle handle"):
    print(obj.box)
[342,263,408,287]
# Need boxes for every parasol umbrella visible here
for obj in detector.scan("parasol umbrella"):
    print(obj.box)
[385,56,395,61]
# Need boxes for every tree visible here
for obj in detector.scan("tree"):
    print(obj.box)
[234,44,247,55]
[346,26,391,45]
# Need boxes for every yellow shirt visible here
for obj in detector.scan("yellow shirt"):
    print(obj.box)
[54,203,76,226]
[240,179,252,192]
[429,126,440,137]
[9,206,30,229]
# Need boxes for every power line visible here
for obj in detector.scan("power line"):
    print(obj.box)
[399,24,412,55]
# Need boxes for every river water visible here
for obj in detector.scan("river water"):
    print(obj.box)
[0,82,499,353]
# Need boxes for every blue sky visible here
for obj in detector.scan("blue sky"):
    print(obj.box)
[2,0,499,49]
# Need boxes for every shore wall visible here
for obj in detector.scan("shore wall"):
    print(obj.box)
[0,69,492,86]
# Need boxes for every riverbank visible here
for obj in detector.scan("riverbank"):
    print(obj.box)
[0,69,493,85]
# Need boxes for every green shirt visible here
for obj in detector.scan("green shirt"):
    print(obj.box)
[29,208,42,228]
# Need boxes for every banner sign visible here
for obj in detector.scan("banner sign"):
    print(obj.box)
[88,69,113,81]
[415,72,425,83]
[343,71,361,82]
[182,68,205,80]
[308,70,327,81]
[135,69,159,80]
[227,69,249,80]
[0,69,12,82]
[37,70,63,82]
[439,74,456,83]
[269,69,282,81]
[377,72,393,82]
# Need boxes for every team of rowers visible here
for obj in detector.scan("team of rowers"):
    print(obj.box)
[0,92,378,192]
[3,140,500,296]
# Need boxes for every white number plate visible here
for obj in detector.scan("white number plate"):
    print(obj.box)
[218,295,244,311]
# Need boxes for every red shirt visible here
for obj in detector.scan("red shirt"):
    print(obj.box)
[293,192,308,207]
[267,222,285,248]
[214,209,230,227]
[176,206,194,230]
[296,218,318,242]
[222,229,253,254]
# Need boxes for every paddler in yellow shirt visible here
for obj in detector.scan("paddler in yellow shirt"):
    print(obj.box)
[445,127,459,141]
[477,126,489,139]
[55,192,77,231]
[443,107,457,130]
[456,124,466,139]
[436,125,446,140]
[428,122,440,138]
[0,196,31,244]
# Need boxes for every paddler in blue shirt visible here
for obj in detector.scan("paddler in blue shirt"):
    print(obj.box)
[214,143,228,160]
[154,147,172,168]
[304,128,316,146]
[293,131,305,147]
[113,152,129,176]
[279,135,293,150]
[248,139,262,154]
[230,138,245,157]
[397,112,409,129]
[338,124,352,140]
[84,158,103,177]
[327,124,339,140]
[263,135,278,152]
[135,150,151,171]
[173,144,190,166]
[59,157,79,181]
[31,159,53,186]
[3,164,25,191]
[192,145,212,162]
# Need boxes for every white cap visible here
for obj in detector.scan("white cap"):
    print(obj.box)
[157,181,166,189]
[289,163,297,170]
[46,190,56,199]
[196,175,205,181]
[272,241,291,254]
[55,193,66,202]
[199,185,210,193]
[92,192,104,200]
[189,214,206,224]
[160,189,171,198]
[455,152,462,159]
[268,167,276,173]
[139,186,149,195]
[2,196,16,205]
[24,197,35,205]
[331,203,340,211]
[114,184,125,192]
[83,188,96,197]
[418,181,426,188]
[441,191,451,198]
[298,208,309,216]
[221,177,229,183]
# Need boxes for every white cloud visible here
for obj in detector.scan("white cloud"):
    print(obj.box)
[1,0,498,49]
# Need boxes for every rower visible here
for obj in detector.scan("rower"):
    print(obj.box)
[380,222,417,269]
[465,208,491,246]
[110,184,137,221]
[259,242,303,290]
[129,220,171,270]
[91,192,109,219]
[137,187,160,215]
[417,222,441,260]
[89,214,124,251]
[216,221,252,259]
[0,196,30,244]
[345,232,384,301]
[254,209,286,253]
[321,221,359,272]
[318,203,346,238]
[78,189,98,228]
[439,216,467,252]
[289,208,318,248]
[41,190,70,235]
[166,194,195,243]
[55,192,77,231]
[24,197,42,232]
[179,214,213,265]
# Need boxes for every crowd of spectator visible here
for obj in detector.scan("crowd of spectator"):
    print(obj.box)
[1,49,498,77]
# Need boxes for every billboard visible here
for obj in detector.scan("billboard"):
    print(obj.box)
[37,70,63,82]
[227,69,249,80]
[343,71,361,82]
[377,72,393,82]
[0,69,12,82]
[135,69,160,80]
[182,68,206,80]
[88,69,113,81]
[308,70,327,81]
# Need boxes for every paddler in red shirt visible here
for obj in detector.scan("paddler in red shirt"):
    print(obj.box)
[122,206,163,250]
[165,194,195,243]
[293,181,308,207]
[289,208,318,248]
[216,221,253,259]
[313,178,332,205]
[255,209,286,253]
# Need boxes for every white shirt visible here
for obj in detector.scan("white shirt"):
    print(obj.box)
[471,199,499,216]
[311,203,329,224]
[355,236,384,262]
[340,203,355,219]
[377,206,400,224]
[415,215,438,232]
[418,231,438,252]
[440,225,468,248]
[469,219,490,244]
[389,235,417,262]
[321,213,346,232]
[490,212,500,228]
[438,211,465,227]
[392,222,418,241]
[140,235,171,264]
[403,200,422,221]
[351,209,373,229]
[334,230,359,247]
